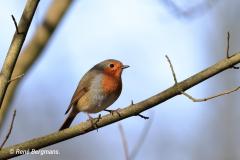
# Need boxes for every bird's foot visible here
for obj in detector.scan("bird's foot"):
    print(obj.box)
[104,108,121,117]
[87,114,101,131]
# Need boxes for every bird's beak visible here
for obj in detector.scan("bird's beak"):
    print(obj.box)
[121,65,130,69]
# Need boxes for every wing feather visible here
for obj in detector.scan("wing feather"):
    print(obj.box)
[65,68,100,114]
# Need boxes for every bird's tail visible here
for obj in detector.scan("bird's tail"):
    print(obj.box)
[59,110,77,131]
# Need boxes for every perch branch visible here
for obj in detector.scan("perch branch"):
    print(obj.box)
[0,53,239,159]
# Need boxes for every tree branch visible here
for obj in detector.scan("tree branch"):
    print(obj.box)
[0,53,239,159]
[0,0,40,110]
[0,0,74,129]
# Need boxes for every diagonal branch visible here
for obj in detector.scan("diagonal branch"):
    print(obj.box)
[0,0,74,129]
[0,0,40,109]
[0,53,239,159]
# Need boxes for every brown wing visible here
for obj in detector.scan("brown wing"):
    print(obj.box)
[65,68,100,115]
[65,87,87,114]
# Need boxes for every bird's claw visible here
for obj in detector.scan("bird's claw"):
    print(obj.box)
[87,114,102,131]
[104,108,121,117]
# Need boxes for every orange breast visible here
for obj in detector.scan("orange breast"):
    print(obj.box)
[102,75,121,94]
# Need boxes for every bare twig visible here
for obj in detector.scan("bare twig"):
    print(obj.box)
[130,111,154,160]
[181,86,240,102]
[118,123,129,160]
[0,109,16,150]
[131,100,134,105]
[131,100,149,119]
[0,0,40,110]
[226,32,230,58]
[226,32,239,69]
[11,15,22,34]
[165,55,178,84]
[7,74,24,84]
[0,53,240,159]
[136,114,149,120]
[165,54,239,102]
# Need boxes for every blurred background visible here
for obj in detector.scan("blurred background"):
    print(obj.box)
[0,0,240,159]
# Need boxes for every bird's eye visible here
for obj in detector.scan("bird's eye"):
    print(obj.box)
[109,64,114,68]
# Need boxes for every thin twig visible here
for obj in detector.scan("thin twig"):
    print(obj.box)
[226,32,230,58]
[131,100,134,105]
[165,54,240,102]
[226,32,239,69]
[131,100,149,119]
[0,109,16,150]
[136,114,149,120]
[11,15,21,34]
[181,86,240,102]
[8,74,24,84]
[118,123,129,160]
[165,55,178,84]
[130,111,154,160]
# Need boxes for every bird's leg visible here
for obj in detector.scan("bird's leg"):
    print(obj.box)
[104,108,121,117]
[87,114,101,131]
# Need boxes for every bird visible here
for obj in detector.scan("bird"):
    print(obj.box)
[59,59,129,131]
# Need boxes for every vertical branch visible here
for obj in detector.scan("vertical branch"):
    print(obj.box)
[130,112,154,159]
[0,0,74,129]
[226,32,230,58]
[118,123,129,160]
[225,32,239,69]
[0,0,40,109]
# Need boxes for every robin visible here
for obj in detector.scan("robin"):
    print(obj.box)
[59,59,129,130]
